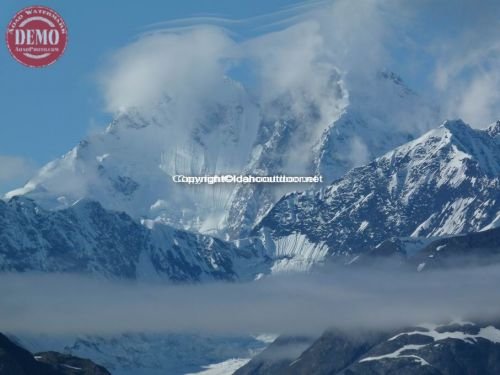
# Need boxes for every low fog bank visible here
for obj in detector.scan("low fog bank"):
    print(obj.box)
[1,265,500,335]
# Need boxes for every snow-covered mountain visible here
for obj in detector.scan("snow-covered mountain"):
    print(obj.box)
[3,67,497,375]
[5,120,496,277]
[237,321,500,375]
[6,78,261,235]
[225,71,440,238]
[254,120,500,270]
[0,196,266,282]
[5,72,439,239]
[314,72,440,184]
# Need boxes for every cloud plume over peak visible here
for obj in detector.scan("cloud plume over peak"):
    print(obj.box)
[99,26,235,114]
[98,0,499,128]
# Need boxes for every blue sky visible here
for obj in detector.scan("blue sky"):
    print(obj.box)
[0,0,306,192]
[1,0,499,194]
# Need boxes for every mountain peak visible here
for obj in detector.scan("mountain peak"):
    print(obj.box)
[440,119,471,134]
[254,121,500,265]
[6,196,39,211]
[487,120,500,138]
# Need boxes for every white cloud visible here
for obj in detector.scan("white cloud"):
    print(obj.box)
[0,155,36,195]
[454,71,500,128]
[433,37,500,127]
[349,137,370,167]
[99,0,500,127]
[99,26,235,114]
[99,0,397,119]
[425,0,500,127]
[244,20,336,112]
[97,0,409,177]
[2,265,500,335]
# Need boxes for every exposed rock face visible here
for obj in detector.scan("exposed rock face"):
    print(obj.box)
[234,336,315,375]
[0,197,266,282]
[33,352,111,375]
[351,227,500,271]
[0,333,110,375]
[237,322,500,375]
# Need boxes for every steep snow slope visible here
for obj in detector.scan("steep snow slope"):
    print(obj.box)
[6,78,261,235]
[224,72,439,238]
[314,72,440,183]
[255,120,500,268]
